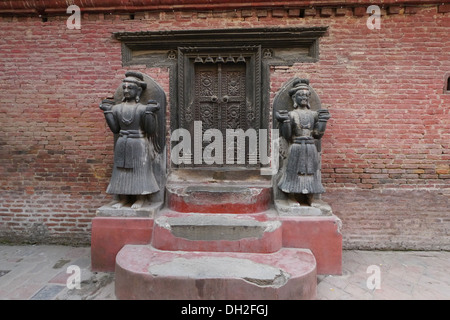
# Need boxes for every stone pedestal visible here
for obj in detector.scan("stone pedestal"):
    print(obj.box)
[96,201,163,217]
[91,201,163,271]
[275,198,333,216]
[275,198,342,275]
[91,217,154,272]
[281,215,342,275]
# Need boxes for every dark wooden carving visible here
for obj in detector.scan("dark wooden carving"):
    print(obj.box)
[177,46,261,167]
[113,27,328,67]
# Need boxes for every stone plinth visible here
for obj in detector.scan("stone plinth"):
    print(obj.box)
[115,245,317,300]
[91,217,154,272]
[275,199,333,216]
[281,214,342,275]
[96,201,163,217]
[91,201,162,271]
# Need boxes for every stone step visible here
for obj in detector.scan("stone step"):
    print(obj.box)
[151,210,282,253]
[166,169,272,213]
[115,245,317,300]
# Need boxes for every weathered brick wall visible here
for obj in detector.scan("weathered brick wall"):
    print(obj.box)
[0,5,449,248]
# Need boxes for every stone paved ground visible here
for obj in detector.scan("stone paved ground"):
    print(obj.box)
[318,250,450,300]
[0,245,449,300]
[0,245,114,300]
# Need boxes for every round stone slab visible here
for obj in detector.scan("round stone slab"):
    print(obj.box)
[148,256,290,288]
[115,245,317,300]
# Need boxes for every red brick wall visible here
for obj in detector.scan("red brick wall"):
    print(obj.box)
[0,5,449,248]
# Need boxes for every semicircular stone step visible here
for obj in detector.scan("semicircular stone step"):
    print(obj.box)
[166,185,272,214]
[151,210,282,253]
[115,245,317,300]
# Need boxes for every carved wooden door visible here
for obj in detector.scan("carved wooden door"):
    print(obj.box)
[193,62,248,167]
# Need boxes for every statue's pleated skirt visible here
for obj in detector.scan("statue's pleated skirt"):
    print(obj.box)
[107,137,159,195]
[278,142,325,194]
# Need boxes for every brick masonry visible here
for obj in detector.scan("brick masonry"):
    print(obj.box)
[0,5,449,249]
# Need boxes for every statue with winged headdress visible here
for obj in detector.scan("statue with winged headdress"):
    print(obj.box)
[99,71,165,210]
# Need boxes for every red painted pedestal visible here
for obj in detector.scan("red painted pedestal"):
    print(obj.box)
[281,215,342,275]
[91,217,153,272]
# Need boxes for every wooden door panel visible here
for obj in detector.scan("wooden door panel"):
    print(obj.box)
[192,62,248,166]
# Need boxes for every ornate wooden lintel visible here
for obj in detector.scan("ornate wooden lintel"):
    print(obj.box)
[114,27,328,67]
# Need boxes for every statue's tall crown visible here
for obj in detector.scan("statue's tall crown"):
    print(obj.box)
[123,71,147,90]
[289,78,310,96]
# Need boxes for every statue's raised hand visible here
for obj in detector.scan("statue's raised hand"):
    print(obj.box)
[317,109,331,122]
[275,110,290,122]
[146,100,160,113]
[100,99,114,112]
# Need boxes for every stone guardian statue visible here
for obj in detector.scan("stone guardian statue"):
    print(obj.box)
[274,78,331,208]
[99,71,161,209]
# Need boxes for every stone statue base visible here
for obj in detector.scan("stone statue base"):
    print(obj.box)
[275,198,332,216]
[96,201,163,218]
